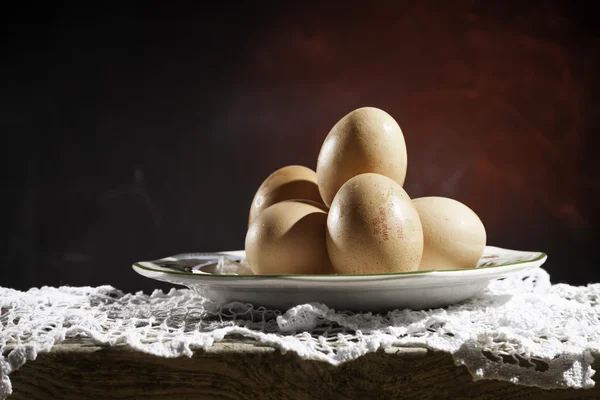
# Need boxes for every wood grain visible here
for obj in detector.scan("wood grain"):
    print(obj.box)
[7,338,600,400]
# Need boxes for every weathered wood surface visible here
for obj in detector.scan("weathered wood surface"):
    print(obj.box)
[7,338,600,400]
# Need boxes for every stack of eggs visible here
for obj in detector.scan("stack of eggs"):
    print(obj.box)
[245,107,487,275]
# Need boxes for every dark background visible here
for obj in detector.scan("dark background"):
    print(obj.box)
[3,1,599,294]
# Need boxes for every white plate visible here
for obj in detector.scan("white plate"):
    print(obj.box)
[132,246,547,312]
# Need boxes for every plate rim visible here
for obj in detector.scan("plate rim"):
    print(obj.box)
[132,246,547,279]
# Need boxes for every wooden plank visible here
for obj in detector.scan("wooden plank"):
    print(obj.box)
[7,338,599,400]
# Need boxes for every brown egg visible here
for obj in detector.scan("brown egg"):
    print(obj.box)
[326,173,423,274]
[248,165,325,226]
[245,200,334,275]
[412,197,487,270]
[316,107,408,207]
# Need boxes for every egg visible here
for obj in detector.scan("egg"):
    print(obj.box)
[326,173,423,274]
[412,196,486,270]
[316,107,408,207]
[248,165,325,226]
[245,200,334,275]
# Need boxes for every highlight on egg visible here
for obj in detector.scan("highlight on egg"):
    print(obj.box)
[248,165,325,226]
[316,107,408,207]
[412,196,487,271]
[326,173,423,274]
[245,200,335,275]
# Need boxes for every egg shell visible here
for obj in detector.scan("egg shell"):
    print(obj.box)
[245,200,334,275]
[412,196,487,270]
[326,173,423,274]
[248,165,325,226]
[316,107,408,207]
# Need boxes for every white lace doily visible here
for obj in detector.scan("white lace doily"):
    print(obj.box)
[1,267,599,399]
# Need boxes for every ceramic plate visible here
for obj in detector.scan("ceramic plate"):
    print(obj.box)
[133,246,547,312]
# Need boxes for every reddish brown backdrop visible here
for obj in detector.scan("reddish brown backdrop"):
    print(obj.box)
[3,1,599,293]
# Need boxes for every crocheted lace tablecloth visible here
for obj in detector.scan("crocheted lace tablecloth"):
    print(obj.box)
[1,267,599,399]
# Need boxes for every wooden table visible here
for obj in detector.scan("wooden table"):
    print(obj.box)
[7,338,599,399]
